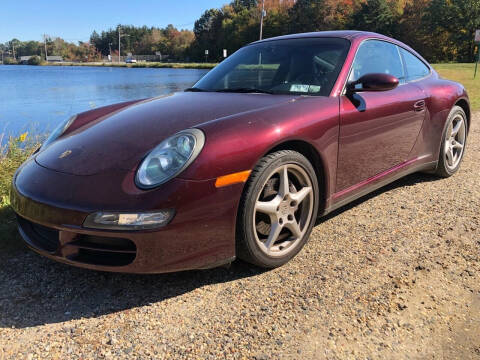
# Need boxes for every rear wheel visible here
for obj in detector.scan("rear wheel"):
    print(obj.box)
[236,150,319,268]
[435,106,467,177]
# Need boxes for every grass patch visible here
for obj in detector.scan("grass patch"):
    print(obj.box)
[0,135,39,253]
[44,62,218,70]
[433,63,480,111]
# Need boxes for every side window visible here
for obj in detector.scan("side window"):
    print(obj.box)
[350,40,405,83]
[399,48,430,81]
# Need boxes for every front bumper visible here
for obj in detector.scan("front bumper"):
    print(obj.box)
[10,159,242,273]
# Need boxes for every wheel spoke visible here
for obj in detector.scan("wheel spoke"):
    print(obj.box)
[452,141,463,150]
[446,147,454,166]
[290,186,312,205]
[255,197,280,216]
[444,140,450,154]
[446,122,453,139]
[278,166,290,197]
[285,220,302,239]
[451,118,463,137]
[453,152,458,165]
[264,222,282,250]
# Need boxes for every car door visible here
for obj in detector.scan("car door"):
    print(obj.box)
[335,40,426,192]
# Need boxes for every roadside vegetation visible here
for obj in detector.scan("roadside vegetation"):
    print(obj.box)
[0,133,39,203]
[27,55,43,65]
[0,134,39,252]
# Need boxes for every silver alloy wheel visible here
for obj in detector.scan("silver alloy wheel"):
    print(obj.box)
[444,114,466,171]
[253,164,314,257]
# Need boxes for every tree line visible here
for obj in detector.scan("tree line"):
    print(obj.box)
[190,0,480,63]
[2,0,480,64]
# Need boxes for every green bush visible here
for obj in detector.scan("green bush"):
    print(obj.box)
[0,134,39,253]
[27,55,42,65]
[0,133,40,206]
[3,58,18,65]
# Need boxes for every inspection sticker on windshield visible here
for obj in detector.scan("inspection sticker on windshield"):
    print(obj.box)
[290,84,321,93]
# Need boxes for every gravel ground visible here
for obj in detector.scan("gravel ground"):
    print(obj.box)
[1,113,479,360]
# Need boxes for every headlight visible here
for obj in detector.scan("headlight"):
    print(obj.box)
[40,115,77,150]
[135,129,205,189]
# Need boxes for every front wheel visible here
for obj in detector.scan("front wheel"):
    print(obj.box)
[236,150,319,268]
[435,105,468,177]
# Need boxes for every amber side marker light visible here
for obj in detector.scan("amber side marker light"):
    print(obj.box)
[215,170,251,188]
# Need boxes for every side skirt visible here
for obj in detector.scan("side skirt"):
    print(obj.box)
[322,160,438,216]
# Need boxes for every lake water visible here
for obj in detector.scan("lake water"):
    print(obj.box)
[0,65,209,142]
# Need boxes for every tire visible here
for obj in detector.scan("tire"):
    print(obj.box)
[236,150,319,268]
[435,105,468,178]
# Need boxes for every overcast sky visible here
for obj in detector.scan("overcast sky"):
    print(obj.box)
[1,0,228,43]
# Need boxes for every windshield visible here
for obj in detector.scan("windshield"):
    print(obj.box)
[191,37,350,96]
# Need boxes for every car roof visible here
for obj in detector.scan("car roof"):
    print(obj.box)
[249,30,430,67]
[251,30,390,44]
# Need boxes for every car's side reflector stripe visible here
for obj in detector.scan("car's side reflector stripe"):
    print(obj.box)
[215,170,251,188]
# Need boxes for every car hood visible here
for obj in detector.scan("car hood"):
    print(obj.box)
[35,92,297,176]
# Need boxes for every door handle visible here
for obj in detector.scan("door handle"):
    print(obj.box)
[414,100,426,111]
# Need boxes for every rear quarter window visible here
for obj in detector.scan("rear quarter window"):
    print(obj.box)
[350,40,405,83]
[400,48,430,81]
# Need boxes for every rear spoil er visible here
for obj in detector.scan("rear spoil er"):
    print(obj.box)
[323,158,438,215]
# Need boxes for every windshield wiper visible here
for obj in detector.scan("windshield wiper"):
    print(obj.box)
[184,87,207,92]
[214,88,274,94]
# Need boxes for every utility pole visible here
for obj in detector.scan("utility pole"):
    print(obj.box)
[44,34,48,61]
[259,0,265,40]
[118,27,121,63]
[118,27,129,63]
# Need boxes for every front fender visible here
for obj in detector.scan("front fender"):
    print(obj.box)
[180,96,340,200]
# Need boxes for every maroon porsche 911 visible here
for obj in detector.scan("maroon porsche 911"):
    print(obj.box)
[11,31,470,273]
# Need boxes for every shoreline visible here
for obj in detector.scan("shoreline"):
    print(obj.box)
[41,61,217,69]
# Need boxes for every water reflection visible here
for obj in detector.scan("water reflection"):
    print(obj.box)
[0,65,209,141]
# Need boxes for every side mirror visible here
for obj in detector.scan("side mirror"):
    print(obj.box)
[347,73,399,93]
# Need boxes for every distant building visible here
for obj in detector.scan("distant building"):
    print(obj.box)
[20,56,34,64]
[46,56,63,62]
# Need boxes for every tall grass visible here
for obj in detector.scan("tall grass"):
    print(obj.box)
[0,133,40,252]
[0,133,39,207]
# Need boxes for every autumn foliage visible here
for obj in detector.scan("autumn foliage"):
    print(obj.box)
[189,0,480,62]
[2,0,480,63]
